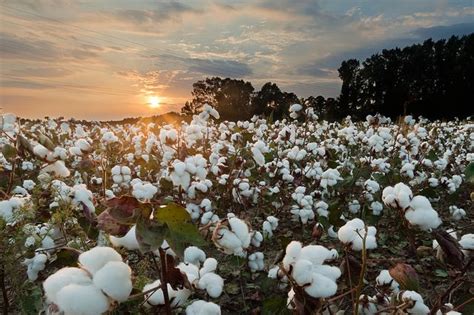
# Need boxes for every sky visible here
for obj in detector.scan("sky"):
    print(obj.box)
[0,0,473,120]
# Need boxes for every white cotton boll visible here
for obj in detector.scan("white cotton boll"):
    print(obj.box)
[184,246,206,267]
[283,241,302,269]
[251,231,263,247]
[311,265,341,281]
[349,200,361,213]
[449,206,466,221]
[405,196,441,230]
[216,228,244,255]
[201,211,218,225]
[109,225,140,250]
[41,160,70,177]
[186,300,221,315]
[300,245,337,265]
[376,270,399,292]
[56,284,110,315]
[263,221,273,238]
[75,139,91,152]
[111,166,121,176]
[43,267,92,304]
[72,184,95,213]
[93,261,132,302]
[200,258,218,276]
[33,144,51,160]
[178,263,200,283]
[400,291,430,315]
[248,252,264,272]
[198,273,224,298]
[23,253,47,281]
[23,180,35,191]
[292,259,313,285]
[304,273,338,298]
[228,217,251,248]
[173,161,187,175]
[78,247,122,275]
[459,234,474,250]
[143,280,165,305]
[338,219,377,251]
[132,182,157,200]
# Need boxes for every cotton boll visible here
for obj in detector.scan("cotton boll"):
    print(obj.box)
[292,259,313,285]
[43,267,92,304]
[198,272,224,298]
[56,284,110,315]
[93,261,132,302]
[248,252,264,272]
[186,300,221,315]
[251,231,263,247]
[178,263,200,283]
[200,258,218,276]
[376,270,399,293]
[41,160,70,177]
[78,247,123,275]
[399,291,430,315]
[23,253,47,281]
[459,234,474,250]
[338,219,377,251]
[143,280,165,306]
[283,241,302,269]
[228,217,251,248]
[304,273,338,298]
[109,225,140,250]
[184,246,206,267]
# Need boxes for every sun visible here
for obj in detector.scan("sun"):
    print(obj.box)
[148,96,160,108]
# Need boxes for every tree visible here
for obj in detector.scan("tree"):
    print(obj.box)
[251,82,300,120]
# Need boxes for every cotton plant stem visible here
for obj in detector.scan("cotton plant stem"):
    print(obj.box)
[353,226,368,315]
[1,266,8,315]
[158,248,172,315]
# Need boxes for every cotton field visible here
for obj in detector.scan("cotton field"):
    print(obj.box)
[0,107,473,315]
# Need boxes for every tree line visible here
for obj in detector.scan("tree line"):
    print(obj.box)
[181,34,474,121]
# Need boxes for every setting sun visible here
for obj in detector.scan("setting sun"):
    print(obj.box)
[148,96,160,108]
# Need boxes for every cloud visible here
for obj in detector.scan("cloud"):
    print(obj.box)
[411,22,474,40]
[296,65,335,78]
[0,79,52,89]
[108,2,202,26]
[10,67,74,78]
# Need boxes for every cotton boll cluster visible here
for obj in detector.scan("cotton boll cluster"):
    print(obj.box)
[186,300,221,315]
[348,200,361,214]
[43,247,132,314]
[315,201,329,217]
[111,165,132,185]
[320,168,342,189]
[400,162,416,178]
[262,216,278,238]
[212,217,251,257]
[101,131,119,144]
[0,196,27,222]
[448,205,466,221]
[143,279,191,308]
[279,241,340,300]
[290,186,314,224]
[338,219,377,251]
[382,183,413,209]
[248,252,264,272]
[131,180,157,201]
[287,146,307,161]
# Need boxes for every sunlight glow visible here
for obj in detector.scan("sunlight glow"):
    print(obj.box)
[148,96,160,108]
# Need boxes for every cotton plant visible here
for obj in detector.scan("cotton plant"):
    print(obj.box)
[262,215,278,238]
[43,247,133,314]
[290,186,315,224]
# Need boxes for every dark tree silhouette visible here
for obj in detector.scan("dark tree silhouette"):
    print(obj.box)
[252,82,300,120]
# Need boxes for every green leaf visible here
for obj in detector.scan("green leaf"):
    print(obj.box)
[2,143,17,160]
[328,202,344,227]
[465,162,474,183]
[155,203,206,257]
[434,269,448,278]
[38,132,56,151]
[262,297,291,315]
[135,215,168,253]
